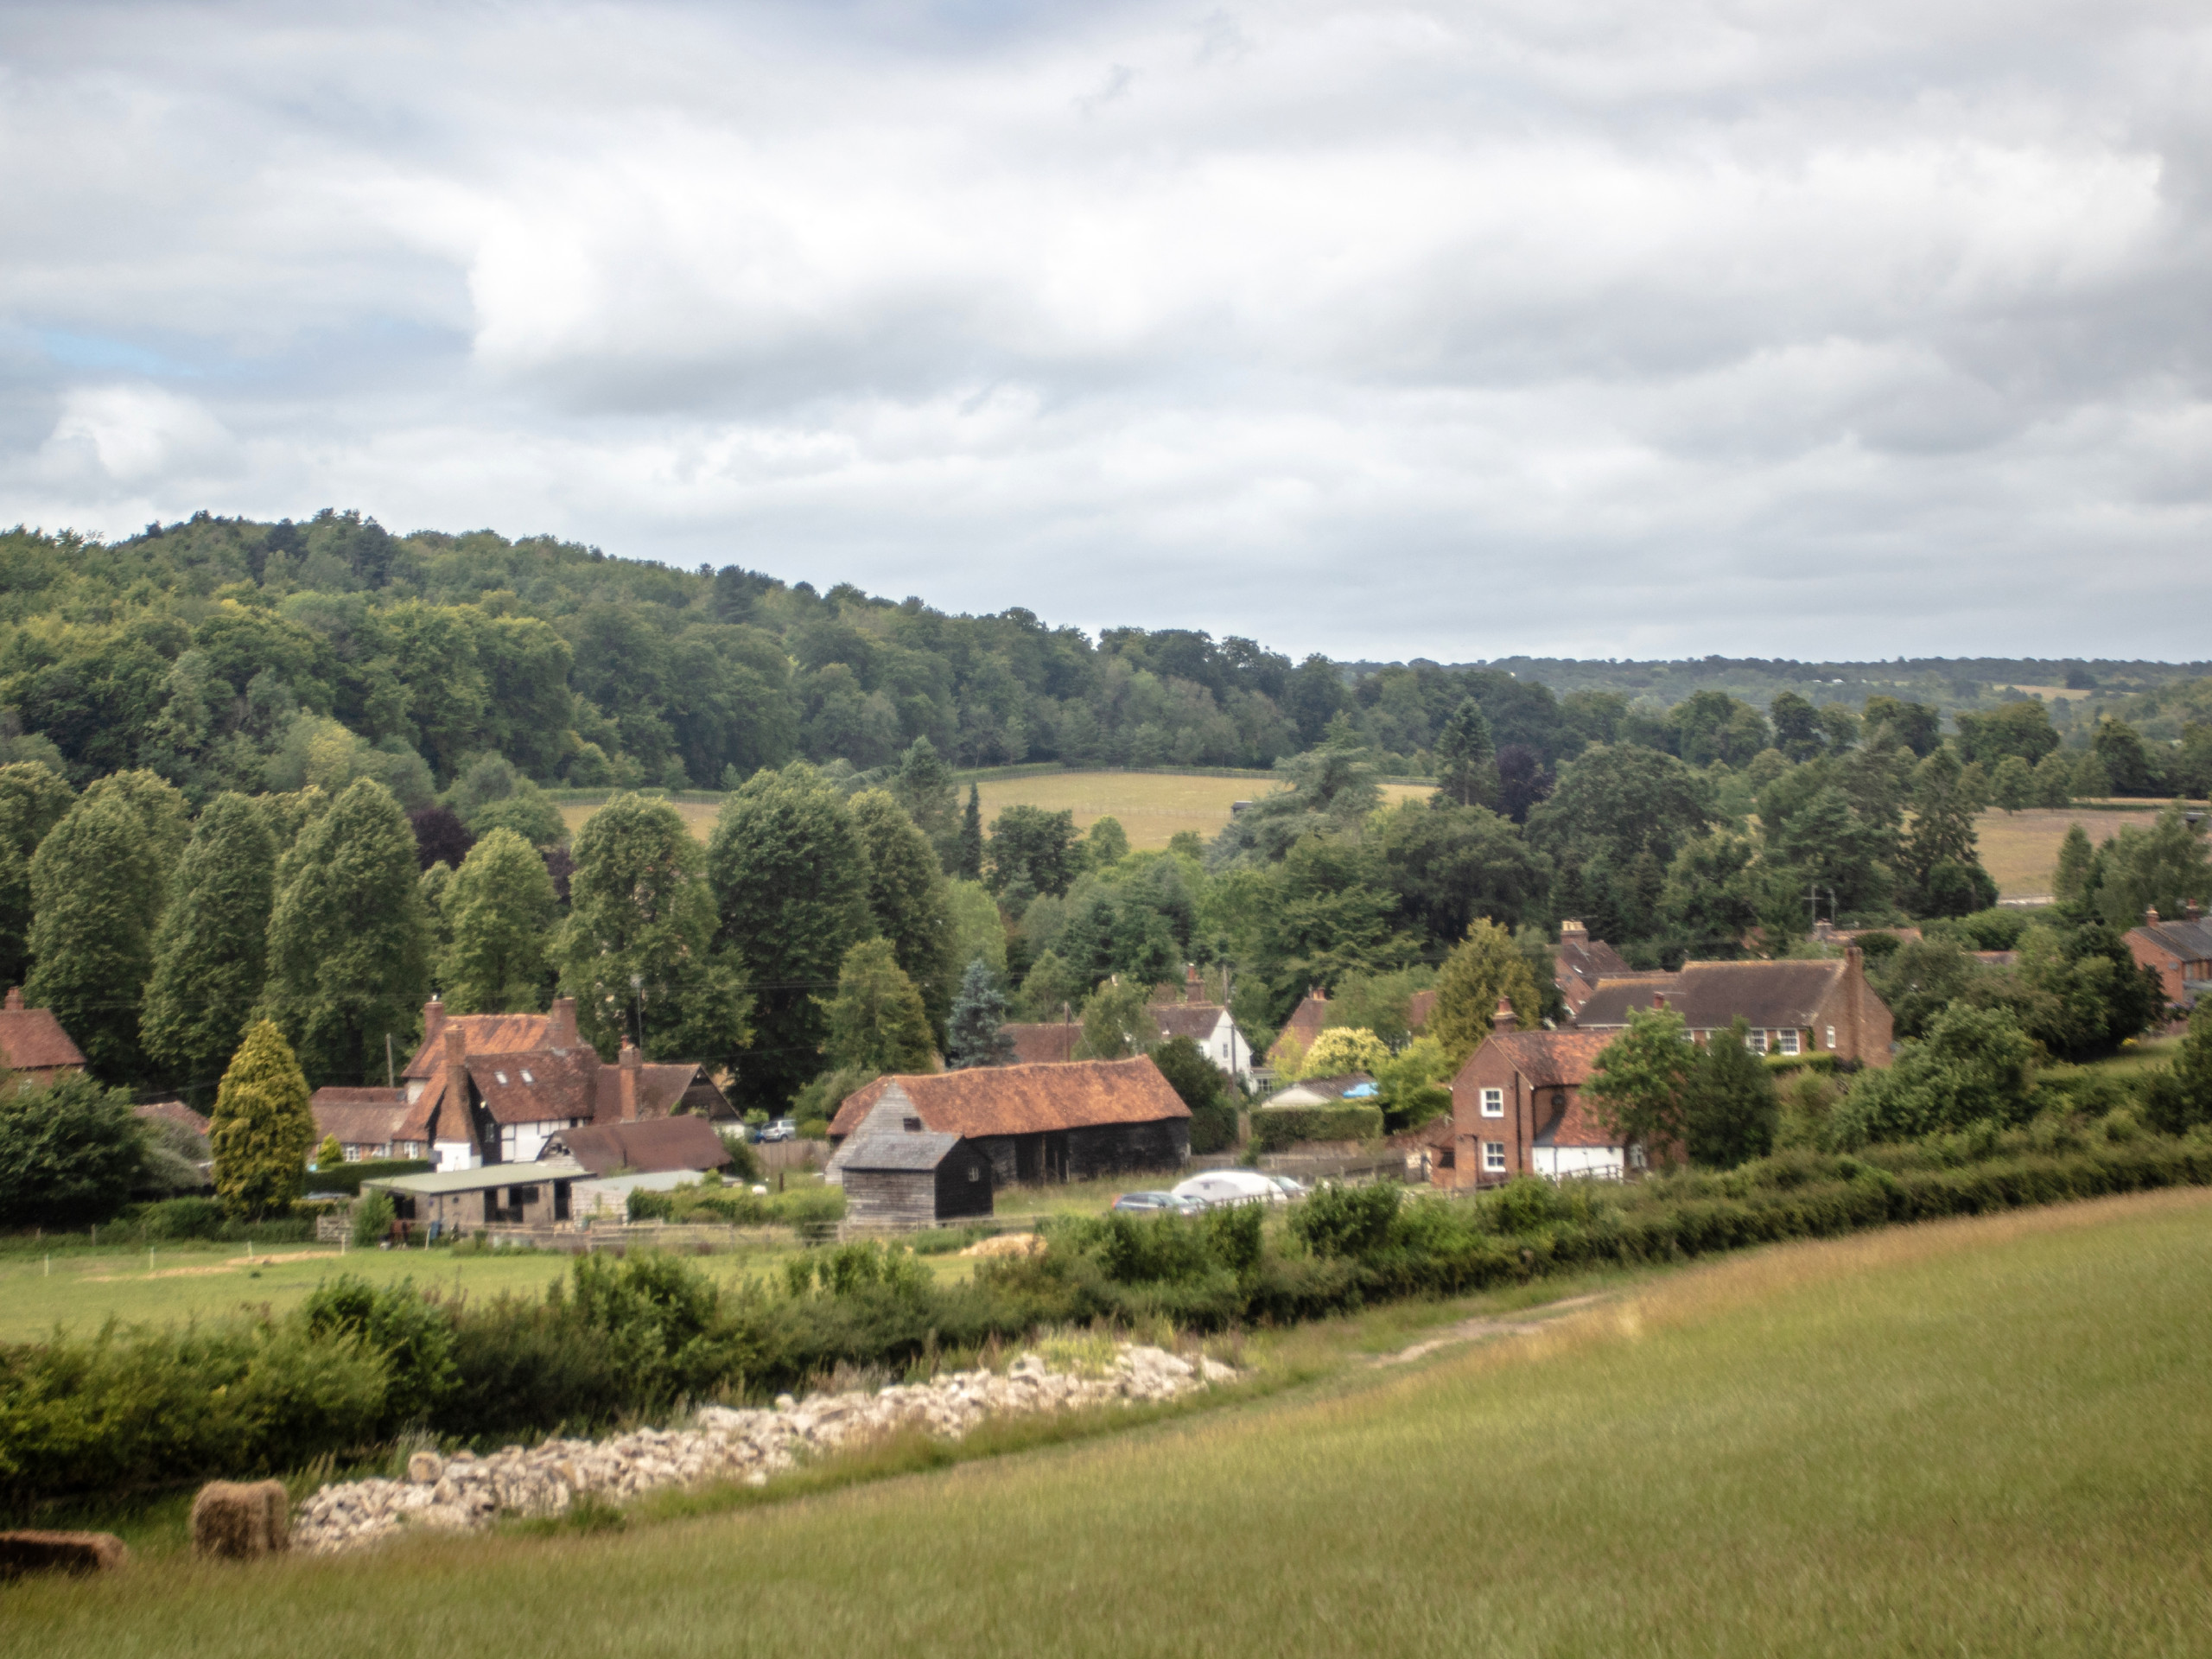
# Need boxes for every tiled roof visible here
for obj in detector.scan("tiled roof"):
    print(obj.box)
[1465,1030,1617,1090]
[593,1063,702,1121]
[1533,1090,1620,1149]
[310,1087,409,1147]
[830,1057,1189,1141]
[2136,917,2212,963]
[470,1049,597,1124]
[1152,1003,1228,1043]
[1574,960,1852,1032]
[0,989,85,1071]
[1556,935,1634,985]
[1003,1023,1081,1065]
[1268,991,1330,1060]
[400,1011,553,1079]
[547,1116,731,1176]
[1406,989,1438,1031]
[136,1099,210,1134]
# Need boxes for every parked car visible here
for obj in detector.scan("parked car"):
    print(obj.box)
[1266,1175,1309,1199]
[1111,1191,1205,1216]
[1170,1169,1287,1209]
[760,1118,798,1143]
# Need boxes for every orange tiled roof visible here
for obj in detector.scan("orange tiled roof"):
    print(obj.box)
[830,1057,1188,1141]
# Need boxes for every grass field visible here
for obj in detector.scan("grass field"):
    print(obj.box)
[1974,804,2189,899]
[0,1233,990,1344]
[560,772,1432,854]
[16,1190,2212,1654]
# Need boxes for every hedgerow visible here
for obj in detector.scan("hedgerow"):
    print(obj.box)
[5,1127,2211,1511]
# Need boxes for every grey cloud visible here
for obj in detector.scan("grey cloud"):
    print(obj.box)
[0,0,2207,659]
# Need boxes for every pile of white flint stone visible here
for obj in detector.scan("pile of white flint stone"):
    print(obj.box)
[293,1344,1236,1554]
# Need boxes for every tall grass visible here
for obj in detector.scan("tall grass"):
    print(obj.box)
[13,1190,2212,1656]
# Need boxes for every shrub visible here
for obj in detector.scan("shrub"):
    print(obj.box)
[1289,1181,1402,1259]
[351,1188,397,1248]
[1827,1005,2039,1147]
[137,1195,230,1240]
[302,1275,456,1429]
[1249,1103,1384,1152]
[0,1072,148,1228]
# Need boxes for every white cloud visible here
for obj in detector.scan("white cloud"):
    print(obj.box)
[0,0,2207,659]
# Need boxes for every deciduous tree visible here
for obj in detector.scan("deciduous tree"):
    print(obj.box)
[1682,1019,1778,1168]
[26,793,164,1080]
[0,1069,146,1227]
[820,939,934,1076]
[442,826,559,1014]
[0,761,74,991]
[142,792,278,1097]
[1584,1007,1698,1166]
[849,790,958,1038]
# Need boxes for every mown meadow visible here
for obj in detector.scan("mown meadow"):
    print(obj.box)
[11,1189,2211,1656]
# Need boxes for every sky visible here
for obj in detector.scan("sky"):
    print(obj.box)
[2,0,2209,662]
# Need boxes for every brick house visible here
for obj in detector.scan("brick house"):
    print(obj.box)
[1268,988,1331,1066]
[1551,922,1645,1017]
[0,987,85,1082]
[2126,907,2212,1011]
[1573,950,1893,1066]
[826,1057,1190,1185]
[389,995,729,1172]
[1442,1001,1632,1188]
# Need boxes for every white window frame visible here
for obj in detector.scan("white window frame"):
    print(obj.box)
[1480,1087,1505,1119]
[1745,1029,1768,1054]
[1484,1141,1507,1173]
[1778,1029,1801,1057]
[1825,1026,1837,1050]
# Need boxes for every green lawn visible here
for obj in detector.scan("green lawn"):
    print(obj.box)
[16,1189,2212,1654]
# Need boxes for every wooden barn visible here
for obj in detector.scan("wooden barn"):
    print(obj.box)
[839,1127,995,1234]
[826,1058,1192,1186]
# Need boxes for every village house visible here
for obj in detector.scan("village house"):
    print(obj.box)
[1442,1001,1633,1188]
[0,987,85,1082]
[1149,966,1255,1082]
[1551,922,1644,1016]
[826,1057,1190,1185]
[1001,1021,1081,1065]
[382,995,730,1173]
[1268,988,1331,1067]
[1572,949,1893,1066]
[309,1088,412,1161]
[2127,906,2212,1012]
[365,1158,589,1235]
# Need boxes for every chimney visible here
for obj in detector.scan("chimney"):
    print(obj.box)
[1653,991,1668,1011]
[2146,907,2161,927]
[441,1025,468,1147]
[1560,920,1586,941]
[2189,901,2202,923]
[3,987,20,1011]
[548,995,578,1051]
[423,995,445,1048]
[619,1042,640,1122]
[1186,964,1204,1004]
[1492,997,1516,1033]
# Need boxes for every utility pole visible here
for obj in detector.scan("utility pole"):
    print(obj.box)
[385,1033,396,1091]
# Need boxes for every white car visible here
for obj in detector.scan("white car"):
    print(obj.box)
[1171,1169,1287,1210]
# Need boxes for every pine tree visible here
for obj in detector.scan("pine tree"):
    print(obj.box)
[820,939,935,1075]
[142,792,278,1098]
[1681,1018,1779,1168]
[1433,699,1496,808]
[892,736,959,869]
[442,826,558,1014]
[556,793,749,1060]
[2054,823,2096,907]
[957,785,985,882]
[210,1018,315,1218]
[849,790,959,1038]
[0,761,74,991]
[315,1133,346,1171]
[1428,918,1541,1066]
[706,765,870,1103]
[944,957,1017,1068]
[26,793,164,1080]
[260,778,433,1085]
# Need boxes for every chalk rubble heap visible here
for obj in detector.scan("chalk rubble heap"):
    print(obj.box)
[293,1344,1236,1554]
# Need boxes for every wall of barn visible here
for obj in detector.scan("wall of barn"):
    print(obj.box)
[972,1119,1189,1185]
[843,1170,940,1232]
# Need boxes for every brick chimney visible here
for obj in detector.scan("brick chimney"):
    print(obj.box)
[619,1042,640,1122]
[1653,991,1668,1011]
[3,987,20,1012]
[2146,907,2161,927]
[441,1024,467,1147]
[1492,997,1516,1033]
[1186,964,1204,1004]
[1560,919,1586,944]
[547,995,578,1051]
[422,995,446,1048]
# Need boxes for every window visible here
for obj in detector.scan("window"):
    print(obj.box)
[967,1166,982,1182]
[494,1071,509,1085]
[1480,1087,1505,1118]
[521,1069,535,1084]
[903,1116,923,1132]
[1745,1029,1768,1054]
[1484,1141,1507,1173]
[1778,1030,1801,1056]
[1825,1026,1837,1050]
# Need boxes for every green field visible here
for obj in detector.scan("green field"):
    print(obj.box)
[560,771,1432,854]
[1974,804,2189,899]
[15,1189,2211,1654]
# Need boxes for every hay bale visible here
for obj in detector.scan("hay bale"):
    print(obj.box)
[0,1530,129,1579]
[190,1480,290,1559]
[957,1232,1045,1259]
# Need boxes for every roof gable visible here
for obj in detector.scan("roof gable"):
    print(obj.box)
[1455,1030,1616,1092]
[547,1116,731,1176]
[0,993,85,1071]
[2136,917,2212,963]
[400,1011,553,1079]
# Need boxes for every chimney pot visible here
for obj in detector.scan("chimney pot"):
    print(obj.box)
[619,1042,640,1122]
[1653,991,1668,1011]
[2146,907,2161,927]
[1491,997,1516,1033]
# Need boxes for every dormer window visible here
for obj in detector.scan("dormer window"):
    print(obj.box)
[521,1069,535,1084]
[494,1071,510,1085]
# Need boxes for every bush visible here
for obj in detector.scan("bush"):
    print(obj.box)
[1249,1103,1384,1152]
[351,1189,397,1248]
[1289,1182,1402,1259]
[0,1073,148,1228]
[718,1133,762,1183]
[137,1196,230,1240]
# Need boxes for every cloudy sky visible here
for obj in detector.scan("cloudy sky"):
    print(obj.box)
[3,1,2208,661]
